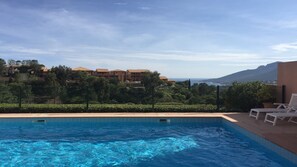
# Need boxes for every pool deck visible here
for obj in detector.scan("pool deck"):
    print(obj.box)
[0,112,296,155]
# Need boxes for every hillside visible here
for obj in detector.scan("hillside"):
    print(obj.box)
[203,62,279,84]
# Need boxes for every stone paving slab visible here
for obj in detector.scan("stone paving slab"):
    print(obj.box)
[223,113,297,154]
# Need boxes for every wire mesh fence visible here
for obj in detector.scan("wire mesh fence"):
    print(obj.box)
[0,82,284,112]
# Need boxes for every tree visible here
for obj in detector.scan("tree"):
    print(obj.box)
[60,72,87,104]
[45,73,60,103]
[0,58,6,76]
[9,83,33,103]
[16,60,21,66]
[30,60,38,65]
[142,71,163,109]
[29,60,44,77]
[22,60,31,66]
[18,65,30,73]
[257,84,277,103]
[7,59,16,66]
[30,80,48,103]
[224,82,262,111]
[51,65,72,86]
[188,79,191,90]
[0,83,18,103]
[93,77,110,103]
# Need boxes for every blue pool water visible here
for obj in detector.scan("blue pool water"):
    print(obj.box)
[0,118,295,167]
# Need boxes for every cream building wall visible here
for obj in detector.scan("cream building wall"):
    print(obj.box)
[277,61,297,103]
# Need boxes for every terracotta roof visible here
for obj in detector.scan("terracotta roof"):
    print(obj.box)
[96,68,109,72]
[127,69,150,73]
[72,67,92,71]
[159,76,168,80]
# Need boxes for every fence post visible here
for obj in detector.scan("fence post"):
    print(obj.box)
[18,86,22,110]
[281,85,286,103]
[216,86,220,111]
[85,85,89,112]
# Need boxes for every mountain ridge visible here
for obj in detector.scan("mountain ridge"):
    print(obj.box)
[203,62,279,84]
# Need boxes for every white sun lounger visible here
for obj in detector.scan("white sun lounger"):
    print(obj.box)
[249,108,287,120]
[264,111,297,126]
[249,93,297,120]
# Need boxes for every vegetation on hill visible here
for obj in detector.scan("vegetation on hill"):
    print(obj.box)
[0,58,278,112]
[0,58,218,107]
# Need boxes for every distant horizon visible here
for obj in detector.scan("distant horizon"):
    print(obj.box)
[1,1,297,78]
[169,78,211,80]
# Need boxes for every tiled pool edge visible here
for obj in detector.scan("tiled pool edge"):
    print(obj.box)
[0,117,222,123]
[222,118,297,165]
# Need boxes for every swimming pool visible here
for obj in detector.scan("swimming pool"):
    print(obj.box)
[0,118,296,167]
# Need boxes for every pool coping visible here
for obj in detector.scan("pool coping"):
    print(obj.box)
[0,112,234,119]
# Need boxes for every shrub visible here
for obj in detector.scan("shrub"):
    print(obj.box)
[257,84,277,103]
[0,104,217,113]
[224,82,262,111]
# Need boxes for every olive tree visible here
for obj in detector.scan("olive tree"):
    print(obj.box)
[142,71,163,109]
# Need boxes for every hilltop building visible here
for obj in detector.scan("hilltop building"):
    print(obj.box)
[159,76,168,82]
[70,67,171,84]
[72,67,93,75]
[109,69,126,82]
[0,62,172,85]
[126,69,150,82]
[94,68,109,78]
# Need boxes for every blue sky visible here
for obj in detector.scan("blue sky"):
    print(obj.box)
[1,0,297,78]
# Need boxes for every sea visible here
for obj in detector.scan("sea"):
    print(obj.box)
[170,78,223,86]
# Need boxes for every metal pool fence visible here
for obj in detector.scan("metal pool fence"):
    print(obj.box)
[0,83,286,112]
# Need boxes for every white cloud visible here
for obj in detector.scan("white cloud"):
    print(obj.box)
[124,51,261,62]
[220,63,263,67]
[122,34,155,45]
[65,56,166,70]
[139,7,151,10]
[0,45,55,55]
[277,20,297,29]
[0,4,121,44]
[271,42,297,52]
[236,14,297,30]
[42,9,120,40]
[0,43,264,63]
[114,2,127,6]
[0,44,289,78]
[2,1,296,78]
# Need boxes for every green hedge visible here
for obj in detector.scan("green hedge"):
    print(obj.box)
[0,104,217,113]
